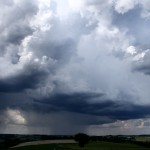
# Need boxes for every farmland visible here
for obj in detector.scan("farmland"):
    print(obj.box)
[0,134,150,150]
[11,141,150,150]
[135,136,150,142]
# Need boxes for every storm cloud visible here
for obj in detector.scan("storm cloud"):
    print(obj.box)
[0,0,150,135]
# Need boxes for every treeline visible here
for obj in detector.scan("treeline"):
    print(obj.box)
[0,134,74,149]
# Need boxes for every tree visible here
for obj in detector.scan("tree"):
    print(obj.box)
[74,133,89,148]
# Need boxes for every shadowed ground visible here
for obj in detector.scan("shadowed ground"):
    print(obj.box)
[11,141,150,150]
[11,139,76,148]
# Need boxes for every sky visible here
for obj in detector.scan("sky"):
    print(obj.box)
[0,0,150,135]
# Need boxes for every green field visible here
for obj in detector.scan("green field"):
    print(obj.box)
[136,136,150,142]
[11,141,150,150]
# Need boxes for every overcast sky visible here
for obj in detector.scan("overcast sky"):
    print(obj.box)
[0,0,150,135]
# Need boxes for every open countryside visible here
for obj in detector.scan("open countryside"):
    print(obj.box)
[11,141,150,150]
[0,134,149,150]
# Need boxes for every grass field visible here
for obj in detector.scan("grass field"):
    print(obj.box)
[11,141,150,150]
[136,136,150,142]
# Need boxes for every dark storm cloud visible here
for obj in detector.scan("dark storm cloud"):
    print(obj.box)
[1,0,150,135]
[1,92,150,127]
[0,67,48,92]
[0,0,38,55]
[0,25,33,55]
[32,92,104,112]
[0,93,28,110]
[32,92,150,121]
[134,64,150,75]
[4,25,33,45]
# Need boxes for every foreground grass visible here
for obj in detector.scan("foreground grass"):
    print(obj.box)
[11,141,150,150]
